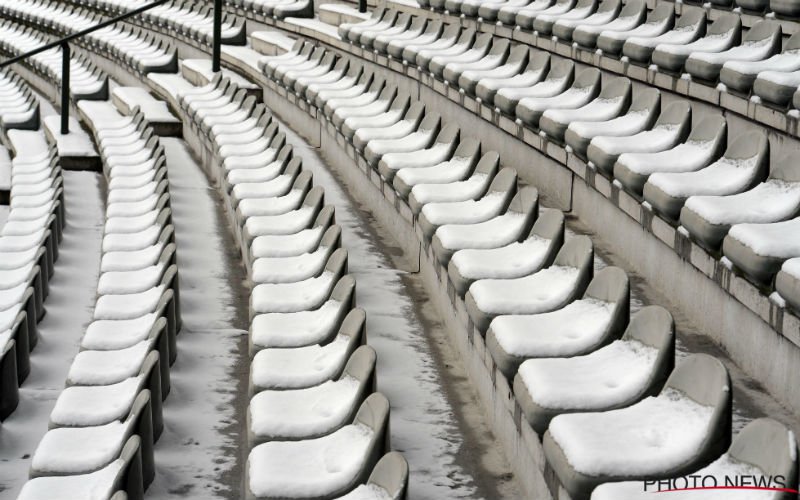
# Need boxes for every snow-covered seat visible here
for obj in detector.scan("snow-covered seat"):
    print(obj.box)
[532,0,598,35]
[386,19,444,59]
[250,308,366,392]
[539,76,631,142]
[332,85,398,129]
[431,186,538,265]
[564,86,661,158]
[552,0,622,43]
[511,0,563,29]
[430,33,494,79]
[250,249,348,315]
[293,58,350,97]
[586,99,692,175]
[685,21,782,83]
[282,52,338,90]
[465,235,594,332]
[373,16,428,54]
[515,67,601,127]
[248,345,376,445]
[409,150,500,214]
[474,50,549,105]
[651,14,742,73]
[596,2,673,55]
[515,304,673,434]
[722,217,800,284]
[402,24,464,67]
[223,133,289,179]
[363,113,441,167]
[418,167,517,240]
[250,274,356,353]
[393,138,481,199]
[377,124,459,182]
[543,353,731,500]
[245,392,390,500]
[335,452,409,500]
[242,187,325,245]
[230,157,302,209]
[272,47,327,82]
[448,208,564,297]
[352,102,425,152]
[722,32,800,96]
[591,417,798,499]
[323,77,388,119]
[644,130,769,221]
[777,258,800,314]
[614,114,727,196]
[443,38,511,89]
[213,109,273,150]
[341,93,410,140]
[250,206,335,260]
[235,172,313,223]
[622,8,706,63]
[487,0,545,23]
[251,225,341,284]
[486,264,627,378]
[30,390,156,490]
[680,152,800,251]
[18,435,144,500]
[415,28,477,71]
[340,8,394,43]
[360,13,413,49]
[572,0,646,47]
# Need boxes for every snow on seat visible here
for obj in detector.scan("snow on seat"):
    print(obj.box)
[472,49,547,104]
[246,392,390,500]
[515,305,673,434]
[680,152,800,251]
[215,112,275,152]
[512,0,568,30]
[409,151,499,215]
[595,3,673,55]
[248,345,375,445]
[486,264,628,378]
[373,16,428,54]
[292,58,351,97]
[415,28,478,72]
[363,112,441,167]
[393,138,481,199]
[539,76,631,142]
[339,8,392,42]
[543,353,731,500]
[332,85,398,129]
[515,67,601,128]
[564,86,661,158]
[250,249,347,315]
[377,124,459,182]
[402,24,466,68]
[18,436,142,500]
[282,52,338,90]
[614,114,727,196]
[342,93,411,140]
[323,77,388,119]
[465,235,594,332]
[552,0,623,43]
[250,206,335,260]
[531,0,598,35]
[334,452,409,500]
[722,31,800,96]
[685,21,781,82]
[487,0,546,22]
[644,130,769,221]
[235,172,312,223]
[250,308,365,392]
[352,102,425,152]
[722,217,800,284]
[418,167,517,240]
[250,275,355,352]
[493,58,573,115]
[441,38,510,88]
[777,258,800,314]
[585,99,692,175]
[223,134,289,179]
[651,14,742,73]
[622,8,707,63]
[591,417,798,499]
[252,226,341,284]
[263,43,316,76]
[101,239,171,273]
[231,157,303,208]
[385,19,445,59]
[431,186,538,265]
[312,69,374,111]
[359,13,413,49]
[242,187,326,246]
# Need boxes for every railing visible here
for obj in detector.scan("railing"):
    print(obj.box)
[0,0,226,134]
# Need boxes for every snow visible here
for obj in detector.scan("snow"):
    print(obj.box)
[617,139,720,176]
[590,123,681,155]
[657,30,738,56]
[688,37,776,66]
[517,86,594,113]
[232,172,297,201]
[31,420,127,474]
[251,334,351,390]
[436,213,526,250]
[543,96,627,126]
[491,298,615,357]
[469,265,580,315]
[724,50,800,76]
[50,377,141,426]
[411,172,488,207]
[93,284,166,320]
[629,23,704,49]
[252,247,333,283]
[518,339,658,409]
[335,484,393,500]
[365,128,437,160]
[421,192,507,226]
[251,272,337,313]
[782,257,800,278]
[395,155,474,189]
[453,234,551,281]
[43,116,98,158]
[251,299,345,348]
[244,206,318,238]
[237,189,305,218]
[17,460,123,500]
[67,340,150,385]
[251,226,326,258]
[249,377,361,439]
[104,209,160,234]
[102,224,161,252]
[684,180,800,224]
[548,388,715,476]
[100,242,165,272]
[81,313,159,350]
[248,423,373,498]
[648,155,760,198]
[727,218,800,257]
[380,142,455,173]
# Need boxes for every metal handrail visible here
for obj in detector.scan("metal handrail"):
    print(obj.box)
[0,0,225,134]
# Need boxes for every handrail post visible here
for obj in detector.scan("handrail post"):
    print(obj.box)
[60,41,70,135]
[358,0,366,13]
[212,0,222,72]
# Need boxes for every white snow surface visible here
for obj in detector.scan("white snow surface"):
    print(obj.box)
[50,377,141,426]
[17,460,123,500]
[422,192,507,226]
[335,483,393,500]
[251,334,351,390]
[32,421,127,474]
[436,213,526,250]
[251,272,335,313]
[648,155,760,198]
[782,257,800,278]
[452,234,552,281]
[684,181,800,225]
[727,217,800,257]
[411,172,488,206]
[617,139,719,176]
[251,300,343,348]
[469,265,580,315]
[395,155,474,188]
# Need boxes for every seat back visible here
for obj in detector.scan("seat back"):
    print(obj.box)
[368,452,410,500]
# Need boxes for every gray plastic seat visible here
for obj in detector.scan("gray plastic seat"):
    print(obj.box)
[360,13,412,48]
[543,353,731,500]
[430,33,493,79]
[614,114,727,196]
[596,3,674,55]
[386,19,444,59]
[409,151,500,215]
[342,93,410,140]
[493,57,572,115]
[539,76,631,142]
[353,102,425,152]
[402,24,462,66]
[722,217,800,285]
[532,0,596,35]
[373,16,427,54]
[443,39,510,88]
[465,235,593,332]
[685,21,782,82]
[622,8,707,63]
[416,28,477,71]
[393,138,481,199]
[572,0,646,48]
[722,31,800,96]
[771,0,800,17]
[644,130,769,221]
[515,67,601,128]
[777,258,800,314]
[587,99,691,175]
[484,0,543,21]
[378,124,459,182]
[510,0,562,28]
[736,0,769,11]
[475,50,549,105]
[458,44,528,95]
[335,452,409,500]
[652,14,741,73]
[553,0,622,43]
[364,113,441,167]
[487,265,629,380]
[515,304,673,434]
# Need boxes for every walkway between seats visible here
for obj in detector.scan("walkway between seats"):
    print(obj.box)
[144,138,250,499]
[0,171,105,498]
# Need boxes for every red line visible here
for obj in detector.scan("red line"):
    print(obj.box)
[654,486,799,493]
